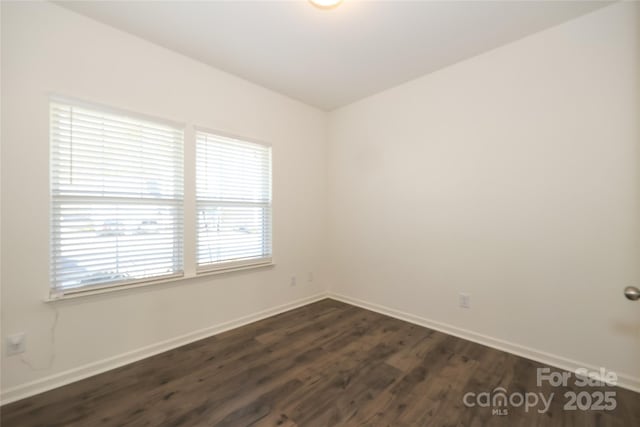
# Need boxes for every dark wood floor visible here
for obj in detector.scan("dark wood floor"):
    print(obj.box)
[2,299,638,426]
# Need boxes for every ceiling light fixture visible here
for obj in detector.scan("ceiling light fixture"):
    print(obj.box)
[309,0,343,10]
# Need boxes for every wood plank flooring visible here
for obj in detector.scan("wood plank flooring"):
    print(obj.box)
[2,299,639,426]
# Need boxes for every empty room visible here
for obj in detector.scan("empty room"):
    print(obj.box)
[1,0,639,425]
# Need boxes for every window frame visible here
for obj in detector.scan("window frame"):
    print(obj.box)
[46,96,275,301]
[194,126,273,275]
[49,96,186,298]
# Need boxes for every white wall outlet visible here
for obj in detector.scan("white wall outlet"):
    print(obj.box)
[6,332,26,356]
[307,272,314,283]
[459,293,471,309]
[290,276,297,287]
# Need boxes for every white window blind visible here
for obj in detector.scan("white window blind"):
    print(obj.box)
[196,131,272,271]
[50,100,184,294]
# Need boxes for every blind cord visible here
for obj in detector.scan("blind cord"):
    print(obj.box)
[19,306,59,371]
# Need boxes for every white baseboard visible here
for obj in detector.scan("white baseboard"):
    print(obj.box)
[328,292,640,394]
[0,292,328,405]
[4,291,637,406]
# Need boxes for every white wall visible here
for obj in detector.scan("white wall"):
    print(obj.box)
[1,1,327,400]
[327,2,640,389]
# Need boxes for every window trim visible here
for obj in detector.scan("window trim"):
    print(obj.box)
[193,125,273,150]
[50,94,185,130]
[196,257,274,275]
[46,261,275,302]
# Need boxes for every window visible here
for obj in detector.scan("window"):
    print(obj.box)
[196,130,272,271]
[50,100,184,295]
[49,99,272,298]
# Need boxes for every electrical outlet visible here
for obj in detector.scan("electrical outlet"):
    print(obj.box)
[459,293,471,309]
[290,276,297,287]
[6,333,26,356]
[307,272,314,283]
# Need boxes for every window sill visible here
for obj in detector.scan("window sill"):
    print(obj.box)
[44,262,275,302]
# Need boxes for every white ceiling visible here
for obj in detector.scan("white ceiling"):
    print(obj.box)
[57,0,610,111]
